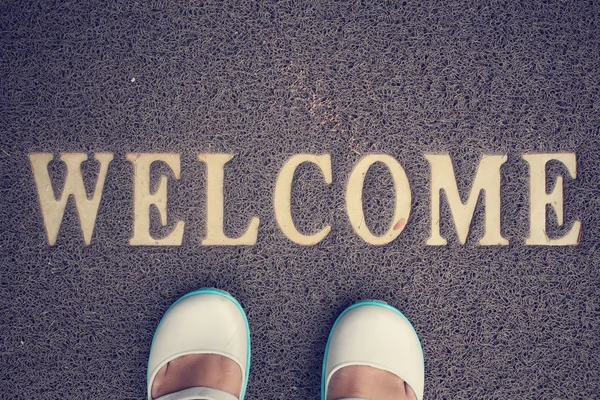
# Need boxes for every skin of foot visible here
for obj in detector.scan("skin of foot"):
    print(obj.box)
[326,365,417,400]
[151,354,242,399]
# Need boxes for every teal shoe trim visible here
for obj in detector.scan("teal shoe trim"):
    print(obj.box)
[147,288,251,400]
[320,300,424,400]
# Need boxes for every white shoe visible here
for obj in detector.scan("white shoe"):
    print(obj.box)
[321,300,424,400]
[147,289,251,400]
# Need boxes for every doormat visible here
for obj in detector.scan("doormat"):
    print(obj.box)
[1,1,599,398]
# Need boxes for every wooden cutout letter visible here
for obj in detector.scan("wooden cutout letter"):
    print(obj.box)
[523,153,581,245]
[29,152,113,245]
[198,154,259,245]
[425,154,508,246]
[127,153,184,246]
[346,154,411,245]
[274,154,332,245]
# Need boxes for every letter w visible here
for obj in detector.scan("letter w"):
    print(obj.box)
[29,153,113,245]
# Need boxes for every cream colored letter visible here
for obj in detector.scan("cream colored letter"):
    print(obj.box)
[523,153,580,245]
[425,154,508,246]
[346,154,411,245]
[127,153,184,246]
[274,154,331,245]
[198,154,259,245]
[29,152,113,245]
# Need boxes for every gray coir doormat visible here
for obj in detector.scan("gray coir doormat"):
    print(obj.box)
[1,1,599,399]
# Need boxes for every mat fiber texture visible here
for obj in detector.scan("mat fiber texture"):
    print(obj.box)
[1,1,599,399]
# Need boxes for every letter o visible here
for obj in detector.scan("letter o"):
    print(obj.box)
[346,154,411,245]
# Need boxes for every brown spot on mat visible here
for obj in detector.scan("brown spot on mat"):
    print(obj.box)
[393,218,407,231]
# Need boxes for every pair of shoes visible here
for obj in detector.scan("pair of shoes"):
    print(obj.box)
[147,289,424,400]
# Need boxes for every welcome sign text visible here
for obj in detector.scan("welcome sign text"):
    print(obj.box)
[29,153,581,246]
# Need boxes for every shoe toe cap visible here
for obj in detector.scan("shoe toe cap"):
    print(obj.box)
[148,293,249,392]
[325,303,424,399]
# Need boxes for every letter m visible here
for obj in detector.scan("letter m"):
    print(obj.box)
[29,153,113,245]
[425,154,508,246]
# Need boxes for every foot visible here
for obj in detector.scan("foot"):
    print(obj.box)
[151,354,242,399]
[326,365,417,400]
[322,302,425,400]
[147,290,250,400]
